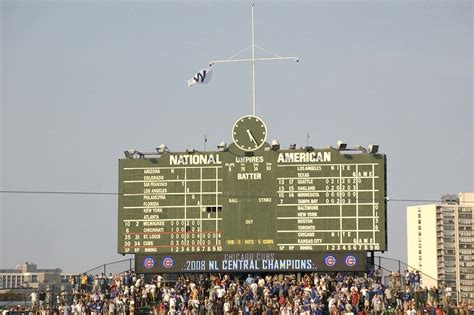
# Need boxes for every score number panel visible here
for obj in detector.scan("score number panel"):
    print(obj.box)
[118,146,386,254]
[275,162,382,250]
[119,164,223,254]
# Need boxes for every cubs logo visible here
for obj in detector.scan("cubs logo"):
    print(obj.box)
[324,255,336,267]
[345,255,357,267]
[143,257,155,269]
[162,256,174,269]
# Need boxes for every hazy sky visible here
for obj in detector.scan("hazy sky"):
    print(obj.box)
[1,0,472,273]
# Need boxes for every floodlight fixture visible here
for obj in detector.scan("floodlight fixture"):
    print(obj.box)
[124,149,136,159]
[217,141,227,152]
[186,148,195,154]
[124,149,144,159]
[367,144,379,154]
[289,144,297,150]
[336,140,347,150]
[156,144,169,154]
[271,139,280,151]
[305,146,314,151]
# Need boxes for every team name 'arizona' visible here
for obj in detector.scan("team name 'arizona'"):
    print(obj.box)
[277,152,331,163]
[170,154,222,165]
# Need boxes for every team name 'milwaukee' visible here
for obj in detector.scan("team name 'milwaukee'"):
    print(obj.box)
[169,154,222,165]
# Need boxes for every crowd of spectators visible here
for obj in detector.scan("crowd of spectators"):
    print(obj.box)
[2,269,473,315]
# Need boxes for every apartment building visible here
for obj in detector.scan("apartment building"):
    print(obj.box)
[0,262,62,289]
[407,192,474,302]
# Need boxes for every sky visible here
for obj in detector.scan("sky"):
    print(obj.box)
[1,0,472,273]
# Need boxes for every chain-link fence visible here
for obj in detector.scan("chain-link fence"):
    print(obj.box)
[375,256,471,304]
[81,258,134,277]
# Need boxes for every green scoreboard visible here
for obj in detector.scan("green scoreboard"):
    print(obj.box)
[118,115,387,271]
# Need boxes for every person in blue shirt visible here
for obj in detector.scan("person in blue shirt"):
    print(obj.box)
[402,288,412,304]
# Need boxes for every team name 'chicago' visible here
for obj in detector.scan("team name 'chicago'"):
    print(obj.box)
[277,152,331,163]
[170,154,222,165]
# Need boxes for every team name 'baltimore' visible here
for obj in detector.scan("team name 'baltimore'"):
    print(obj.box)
[170,154,222,165]
[277,152,331,163]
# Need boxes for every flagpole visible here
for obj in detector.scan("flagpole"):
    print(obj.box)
[251,2,256,116]
[199,3,299,114]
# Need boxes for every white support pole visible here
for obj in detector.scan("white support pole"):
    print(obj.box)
[251,3,256,116]
[205,3,299,117]
[210,56,299,65]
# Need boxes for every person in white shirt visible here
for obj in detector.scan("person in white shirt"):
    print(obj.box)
[444,285,452,306]
[108,300,115,315]
[250,282,258,295]
[150,284,157,303]
[216,285,225,299]
[30,292,38,310]
[344,303,353,315]
[224,300,231,314]
[328,296,336,313]
[156,275,164,289]
[169,295,176,309]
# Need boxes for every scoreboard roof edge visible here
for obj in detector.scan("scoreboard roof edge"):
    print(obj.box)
[119,145,385,161]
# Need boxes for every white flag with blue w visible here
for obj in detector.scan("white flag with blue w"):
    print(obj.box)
[187,67,213,87]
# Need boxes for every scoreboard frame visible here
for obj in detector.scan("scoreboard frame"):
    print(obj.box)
[118,141,387,260]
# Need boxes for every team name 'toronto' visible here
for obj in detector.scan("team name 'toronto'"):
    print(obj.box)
[277,152,331,163]
[169,154,222,165]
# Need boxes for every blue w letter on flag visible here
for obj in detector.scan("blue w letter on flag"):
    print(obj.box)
[187,67,213,87]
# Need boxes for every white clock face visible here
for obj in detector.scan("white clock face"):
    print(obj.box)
[232,115,268,151]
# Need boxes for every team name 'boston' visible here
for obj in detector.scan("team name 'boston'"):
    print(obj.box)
[170,154,222,165]
[277,152,331,163]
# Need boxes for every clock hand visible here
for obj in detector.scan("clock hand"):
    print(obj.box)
[246,129,257,144]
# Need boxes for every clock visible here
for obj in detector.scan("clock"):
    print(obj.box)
[232,115,268,151]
